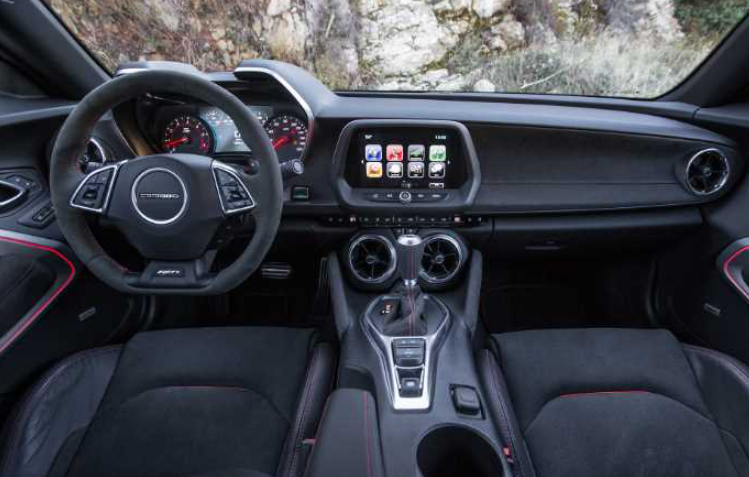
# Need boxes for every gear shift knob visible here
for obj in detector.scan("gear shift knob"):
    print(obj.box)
[396,234,423,288]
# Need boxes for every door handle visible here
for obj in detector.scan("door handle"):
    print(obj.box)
[0,179,27,211]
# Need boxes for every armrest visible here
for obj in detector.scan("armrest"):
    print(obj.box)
[304,389,385,477]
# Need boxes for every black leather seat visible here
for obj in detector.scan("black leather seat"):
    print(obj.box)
[480,328,749,477]
[0,327,335,477]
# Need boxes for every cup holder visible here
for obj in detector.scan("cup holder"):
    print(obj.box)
[417,426,505,477]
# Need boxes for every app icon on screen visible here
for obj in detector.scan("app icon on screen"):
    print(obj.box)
[429,145,447,161]
[408,145,425,161]
[408,162,425,178]
[428,162,446,178]
[387,162,403,178]
[386,145,404,161]
[365,144,382,161]
[366,162,383,178]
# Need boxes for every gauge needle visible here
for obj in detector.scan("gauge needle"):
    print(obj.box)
[273,135,290,150]
[164,137,189,148]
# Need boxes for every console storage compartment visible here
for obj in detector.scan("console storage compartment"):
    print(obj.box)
[417,426,504,477]
[304,389,385,477]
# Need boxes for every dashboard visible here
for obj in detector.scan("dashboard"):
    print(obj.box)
[98,61,743,229]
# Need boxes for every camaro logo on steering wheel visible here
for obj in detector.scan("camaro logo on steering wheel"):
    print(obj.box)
[138,192,181,200]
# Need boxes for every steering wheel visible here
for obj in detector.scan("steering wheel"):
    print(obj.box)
[50,70,283,295]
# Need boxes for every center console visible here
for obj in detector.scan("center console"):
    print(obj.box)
[307,119,509,477]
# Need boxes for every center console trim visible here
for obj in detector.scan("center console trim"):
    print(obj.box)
[362,294,450,411]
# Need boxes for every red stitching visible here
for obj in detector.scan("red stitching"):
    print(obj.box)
[0,237,76,357]
[287,347,320,477]
[559,390,650,399]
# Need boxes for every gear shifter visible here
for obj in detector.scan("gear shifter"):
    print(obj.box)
[396,234,424,289]
[380,234,429,336]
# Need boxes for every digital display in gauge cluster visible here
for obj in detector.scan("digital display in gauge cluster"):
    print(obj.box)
[200,106,272,153]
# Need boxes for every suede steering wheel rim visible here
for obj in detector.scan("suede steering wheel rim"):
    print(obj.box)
[50,70,283,295]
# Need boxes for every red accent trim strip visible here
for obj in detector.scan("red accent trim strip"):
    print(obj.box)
[722,245,749,302]
[559,390,650,399]
[0,236,76,356]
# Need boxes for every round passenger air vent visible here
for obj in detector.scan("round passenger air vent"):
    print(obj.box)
[348,235,397,284]
[685,148,730,196]
[420,235,463,284]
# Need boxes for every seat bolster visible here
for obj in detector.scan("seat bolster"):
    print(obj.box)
[277,342,337,477]
[0,346,121,477]
[683,344,749,474]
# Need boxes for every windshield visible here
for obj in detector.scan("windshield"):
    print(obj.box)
[46,0,749,98]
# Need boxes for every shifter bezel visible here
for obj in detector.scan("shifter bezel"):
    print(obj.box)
[361,294,450,411]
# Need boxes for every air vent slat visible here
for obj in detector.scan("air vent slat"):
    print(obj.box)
[686,149,730,196]
[348,235,396,284]
[420,235,463,284]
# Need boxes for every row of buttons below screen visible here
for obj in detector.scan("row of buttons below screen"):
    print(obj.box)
[366,144,446,162]
[320,215,486,227]
[366,161,445,179]
[367,191,446,203]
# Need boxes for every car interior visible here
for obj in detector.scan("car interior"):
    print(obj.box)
[1,2,749,477]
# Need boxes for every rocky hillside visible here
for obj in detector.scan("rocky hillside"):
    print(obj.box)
[48,0,747,96]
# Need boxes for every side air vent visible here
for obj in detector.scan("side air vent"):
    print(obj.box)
[348,235,396,284]
[685,149,730,196]
[420,235,463,284]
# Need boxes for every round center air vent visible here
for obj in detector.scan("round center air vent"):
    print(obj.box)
[420,235,463,284]
[348,235,396,283]
[686,149,730,196]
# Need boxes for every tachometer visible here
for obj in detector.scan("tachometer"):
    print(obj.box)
[162,116,213,155]
[264,115,308,162]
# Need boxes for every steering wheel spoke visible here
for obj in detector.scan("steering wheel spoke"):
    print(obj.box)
[212,161,256,216]
[125,253,217,290]
[69,163,122,215]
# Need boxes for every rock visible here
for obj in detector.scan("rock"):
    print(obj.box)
[267,0,292,17]
[357,0,463,77]
[473,78,496,92]
[472,0,511,19]
[489,16,525,50]
[264,12,309,64]
[599,0,682,41]
[434,74,469,91]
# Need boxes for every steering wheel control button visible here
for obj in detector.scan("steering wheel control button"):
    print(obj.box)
[132,167,188,225]
[212,162,255,214]
[399,191,412,203]
[70,164,120,214]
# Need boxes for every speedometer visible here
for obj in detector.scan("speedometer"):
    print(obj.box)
[162,116,213,155]
[264,115,308,162]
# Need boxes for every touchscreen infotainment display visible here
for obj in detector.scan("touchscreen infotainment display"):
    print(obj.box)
[345,128,466,189]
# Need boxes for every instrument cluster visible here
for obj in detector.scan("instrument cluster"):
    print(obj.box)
[138,97,309,163]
